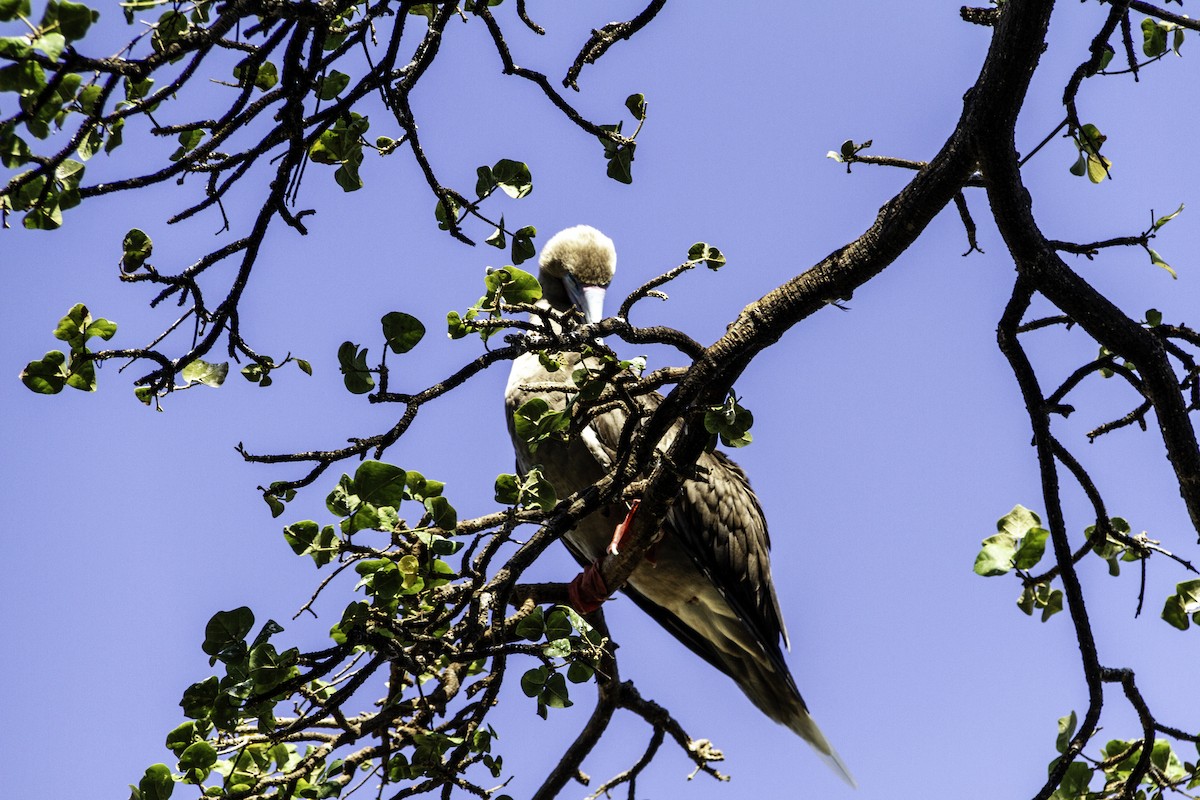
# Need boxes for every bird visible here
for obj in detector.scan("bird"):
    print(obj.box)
[504,225,855,787]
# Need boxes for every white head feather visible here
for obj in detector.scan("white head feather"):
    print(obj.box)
[539,225,617,287]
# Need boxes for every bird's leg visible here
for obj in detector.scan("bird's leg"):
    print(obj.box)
[567,499,645,614]
[608,498,661,565]
[606,498,640,555]
[567,562,609,614]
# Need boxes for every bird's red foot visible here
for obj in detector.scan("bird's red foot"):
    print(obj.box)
[568,560,610,614]
[607,499,641,555]
[568,499,643,614]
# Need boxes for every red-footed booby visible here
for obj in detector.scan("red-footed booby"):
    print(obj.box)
[504,225,855,787]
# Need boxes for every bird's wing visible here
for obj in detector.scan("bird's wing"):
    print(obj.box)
[508,354,792,670]
[586,394,793,662]
[674,448,792,652]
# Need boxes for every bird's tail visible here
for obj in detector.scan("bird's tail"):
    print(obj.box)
[730,653,857,787]
[786,710,857,788]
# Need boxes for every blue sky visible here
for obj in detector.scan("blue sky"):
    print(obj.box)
[3,2,1199,797]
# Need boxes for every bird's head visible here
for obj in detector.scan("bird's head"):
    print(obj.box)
[538,225,616,325]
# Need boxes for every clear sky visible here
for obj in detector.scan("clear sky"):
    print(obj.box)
[3,3,1199,798]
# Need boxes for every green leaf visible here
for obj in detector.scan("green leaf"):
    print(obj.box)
[597,121,622,157]
[180,676,218,719]
[169,128,205,162]
[605,141,636,184]
[44,0,98,41]
[65,356,96,391]
[381,311,425,354]
[544,608,572,641]
[254,61,277,90]
[1162,578,1200,630]
[703,392,754,448]
[32,31,65,61]
[165,720,204,756]
[494,473,519,505]
[1,125,32,167]
[76,126,104,161]
[240,363,268,385]
[1151,739,1187,782]
[0,0,31,23]
[104,117,124,153]
[1079,123,1105,153]
[248,642,299,691]
[354,460,408,508]
[475,165,499,200]
[133,764,175,800]
[308,113,368,166]
[201,607,255,661]
[20,350,68,393]
[482,265,542,307]
[1086,152,1111,183]
[566,661,595,684]
[491,158,532,199]
[0,61,46,96]
[516,606,545,641]
[76,83,102,114]
[151,9,189,55]
[435,195,460,230]
[520,666,548,697]
[1142,17,1169,57]
[485,219,506,250]
[1162,593,1190,630]
[688,242,727,270]
[424,495,457,530]
[178,741,218,784]
[542,672,572,709]
[511,225,536,265]
[974,533,1017,577]
[1147,247,1177,279]
[337,341,374,394]
[1013,527,1049,570]
[496,466,558,511]
[334,153,364,192]
[543,637,571,658]
[1041,588,1064,621]
[55,158,84,189]
[998,505,1041,539]
[53,303,91,349]
[122,229,153,272]
[263,485,294,517]
[282,521,339,567]
[22,202,63,231]
[625,92,646,121]
[446,310,469,340]
[1055,711,1078,754]
[512,397,570,453]
[1050,761,1092,800]
[181,359,228,387]
[1152,203,1184,231]
[407,470,444,499]
[1145,308,1163,327]
[975,508,1039,577]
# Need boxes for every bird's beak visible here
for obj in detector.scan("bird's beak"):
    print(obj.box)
[565,274,607,325]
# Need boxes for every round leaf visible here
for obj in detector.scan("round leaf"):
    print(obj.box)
[381,311,426,354]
